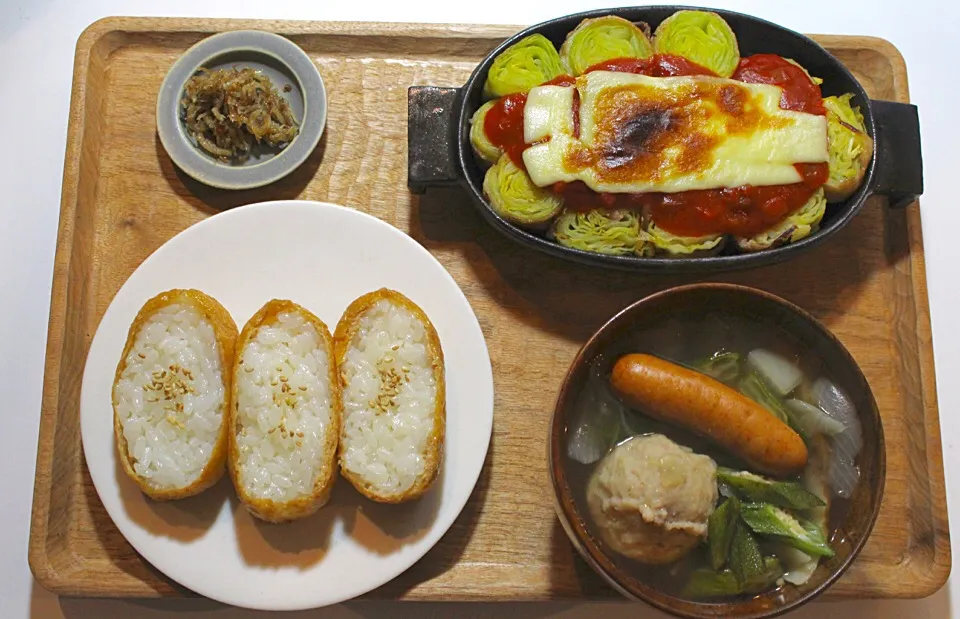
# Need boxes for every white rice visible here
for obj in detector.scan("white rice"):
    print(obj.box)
[114,303,225,491]
[234,311,331,502]
[340,299,438,495]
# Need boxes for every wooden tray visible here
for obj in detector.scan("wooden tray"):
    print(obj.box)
[29,17,949,601]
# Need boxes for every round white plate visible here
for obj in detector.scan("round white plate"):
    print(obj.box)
[80,200,493,610]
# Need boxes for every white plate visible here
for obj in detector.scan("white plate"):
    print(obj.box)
[80,201,493,610]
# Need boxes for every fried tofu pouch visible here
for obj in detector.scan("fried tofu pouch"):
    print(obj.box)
[113,289,237,501]
[335,289,445,503]
[229,300,341,523]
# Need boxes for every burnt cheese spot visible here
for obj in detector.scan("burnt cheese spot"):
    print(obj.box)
[717,84,746,116]
[603,109,675,169]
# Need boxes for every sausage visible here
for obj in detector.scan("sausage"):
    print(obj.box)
[610,353,808,477]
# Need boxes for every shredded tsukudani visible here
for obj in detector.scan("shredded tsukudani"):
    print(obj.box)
[180,67,299,163]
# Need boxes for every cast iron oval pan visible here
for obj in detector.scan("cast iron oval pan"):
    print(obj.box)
[407,5,923,273]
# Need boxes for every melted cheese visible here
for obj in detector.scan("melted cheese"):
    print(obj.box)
[524,86,575,143]
[522,71,828,193]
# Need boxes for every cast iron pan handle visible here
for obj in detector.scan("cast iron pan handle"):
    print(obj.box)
[408,86,462,194]
[870,99,923,209]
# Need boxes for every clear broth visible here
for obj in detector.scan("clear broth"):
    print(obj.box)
[565,310,856,601]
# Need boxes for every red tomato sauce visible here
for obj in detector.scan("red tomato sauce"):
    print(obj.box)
[481,53,827,237]
[543,74,576,87]
[554,162,827,238]
[732,54,826,115]
[483,92,528,167]
[571,89,581,138]
[643,163,829,237]
[583,54,717,78]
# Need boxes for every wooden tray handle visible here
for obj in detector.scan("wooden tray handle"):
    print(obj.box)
[407,86,462,194]
[871,99,923,209]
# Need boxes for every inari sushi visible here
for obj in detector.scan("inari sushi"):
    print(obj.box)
[334,289,445,503]
[230,300,341,523]
[113,289,237,501]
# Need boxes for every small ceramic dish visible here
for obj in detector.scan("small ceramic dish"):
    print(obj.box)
[156,30,326,190]
[549,283,885,619]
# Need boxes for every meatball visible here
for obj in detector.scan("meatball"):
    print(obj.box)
[586,433,718,564]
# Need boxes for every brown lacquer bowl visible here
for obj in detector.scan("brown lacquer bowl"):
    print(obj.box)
[548,283,885,618]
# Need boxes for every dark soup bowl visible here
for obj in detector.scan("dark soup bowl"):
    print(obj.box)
[549,283,884,618]
[408,5,922,273]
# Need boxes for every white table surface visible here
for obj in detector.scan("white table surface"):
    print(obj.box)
[2,1,955,617]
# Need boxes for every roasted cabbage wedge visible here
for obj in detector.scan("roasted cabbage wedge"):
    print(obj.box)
[646,221,725,256]
[653,10,740,78]
[736,189,827,252]
[559,16,654,76]
[823,94,873,201]
[483,155,564,228]
[469,100,503,164]
[483,34,563,99]
[552,209,652,256]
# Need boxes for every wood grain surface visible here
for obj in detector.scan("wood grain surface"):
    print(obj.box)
[28,17,949,601]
